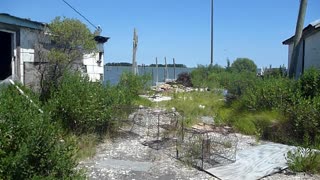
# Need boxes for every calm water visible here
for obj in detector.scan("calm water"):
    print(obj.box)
[104,66,194,85]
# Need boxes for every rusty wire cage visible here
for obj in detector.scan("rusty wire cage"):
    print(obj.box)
[114,106,181,150]
[114,106,238,169]
[175,122,238,170]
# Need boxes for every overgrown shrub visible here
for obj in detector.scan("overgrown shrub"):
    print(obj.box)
[0,85,82,179]
[284,95,320,145]
[48,72,118,135]
[299,67,320,99]
[239,77,295,111]
[211,72,257,104]
[287,147,320,174]
[48,71,150,135]
[191,64,225,88]
[190,63,320,149]
[117,72,151,103]
[191,65,209,88]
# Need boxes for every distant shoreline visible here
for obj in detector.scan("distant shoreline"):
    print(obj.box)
[104,63,188,68]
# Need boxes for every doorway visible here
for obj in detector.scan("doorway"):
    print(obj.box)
[0,31,12,80]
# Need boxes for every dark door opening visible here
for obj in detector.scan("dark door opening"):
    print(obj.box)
[0,31,12,80]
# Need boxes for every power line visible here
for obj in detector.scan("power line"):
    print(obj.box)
[61,0,98,30]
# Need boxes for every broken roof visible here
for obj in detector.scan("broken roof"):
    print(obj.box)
[0,13,45,30]
[283,19,320,45]
[94,36,110,43]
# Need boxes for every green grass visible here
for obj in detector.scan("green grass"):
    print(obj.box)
[157,90,282,137]
[160,91,224,126]
[228,110,282,137]
[74,134,98,160]
[132,96,155,107]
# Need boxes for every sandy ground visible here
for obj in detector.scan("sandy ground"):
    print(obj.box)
[79,108,320,180]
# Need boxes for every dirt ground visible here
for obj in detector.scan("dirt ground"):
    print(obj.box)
[79,108,320,180]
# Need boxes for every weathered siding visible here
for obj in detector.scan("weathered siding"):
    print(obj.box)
[287,42,304,76]
[19,28,40,84]
[305,31,320,69]
[288,44,293,70]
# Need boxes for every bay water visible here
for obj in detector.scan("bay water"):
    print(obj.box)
[104,66,194,85]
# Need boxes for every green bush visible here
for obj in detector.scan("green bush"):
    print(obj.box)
[191,65,209,88]
[287,147,320,174]
[230,58,257,73]
[117,72,151,102]
[48,71,150,135]
[240,77,295,111]
[284,95,320,145]
[0,85,82,179]
[47,72,118,135]
[190,63,320,148]
[299,67,320,99]
[191,64,226,88]
[213,72,257,103]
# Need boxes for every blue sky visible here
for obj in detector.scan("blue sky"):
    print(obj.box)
[1,0,320,68]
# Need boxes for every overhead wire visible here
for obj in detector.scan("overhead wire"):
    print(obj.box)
[61,0,98,30]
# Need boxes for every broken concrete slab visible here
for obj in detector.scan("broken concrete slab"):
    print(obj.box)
[206,143,296,180]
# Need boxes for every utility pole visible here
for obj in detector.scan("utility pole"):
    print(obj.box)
[132,28,138,75]
[210,0,214,65]
[289,0,308,78]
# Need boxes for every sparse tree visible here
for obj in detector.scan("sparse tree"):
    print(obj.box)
[231,58,257,73]
[38,17,97,101]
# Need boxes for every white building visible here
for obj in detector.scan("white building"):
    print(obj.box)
[0,13,108,88]
[283,19,320,75]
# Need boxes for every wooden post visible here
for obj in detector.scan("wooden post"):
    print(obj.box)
[164,57,168,81]
[132,28,138,75]
[173,58,176,80]
[156,57,158,85]
[289,0,308,78]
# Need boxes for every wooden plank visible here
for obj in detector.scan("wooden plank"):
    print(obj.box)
[206,143,296,180]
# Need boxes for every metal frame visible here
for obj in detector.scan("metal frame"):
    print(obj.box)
[175,125,238,170]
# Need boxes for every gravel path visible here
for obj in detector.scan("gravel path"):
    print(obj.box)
[79,108,320,180]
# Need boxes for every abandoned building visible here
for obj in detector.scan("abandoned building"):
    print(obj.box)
[283,19,320,75]
[0,13,109,88]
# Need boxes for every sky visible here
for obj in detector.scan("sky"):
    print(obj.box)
[1,0,320,68]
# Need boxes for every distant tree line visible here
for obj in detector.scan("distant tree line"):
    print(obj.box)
[105,62,132,66]
[149,64,187,68]
[105,62,187,68]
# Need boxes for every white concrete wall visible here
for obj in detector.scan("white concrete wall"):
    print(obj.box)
[83,53,104,82]
[305,31,320,69]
